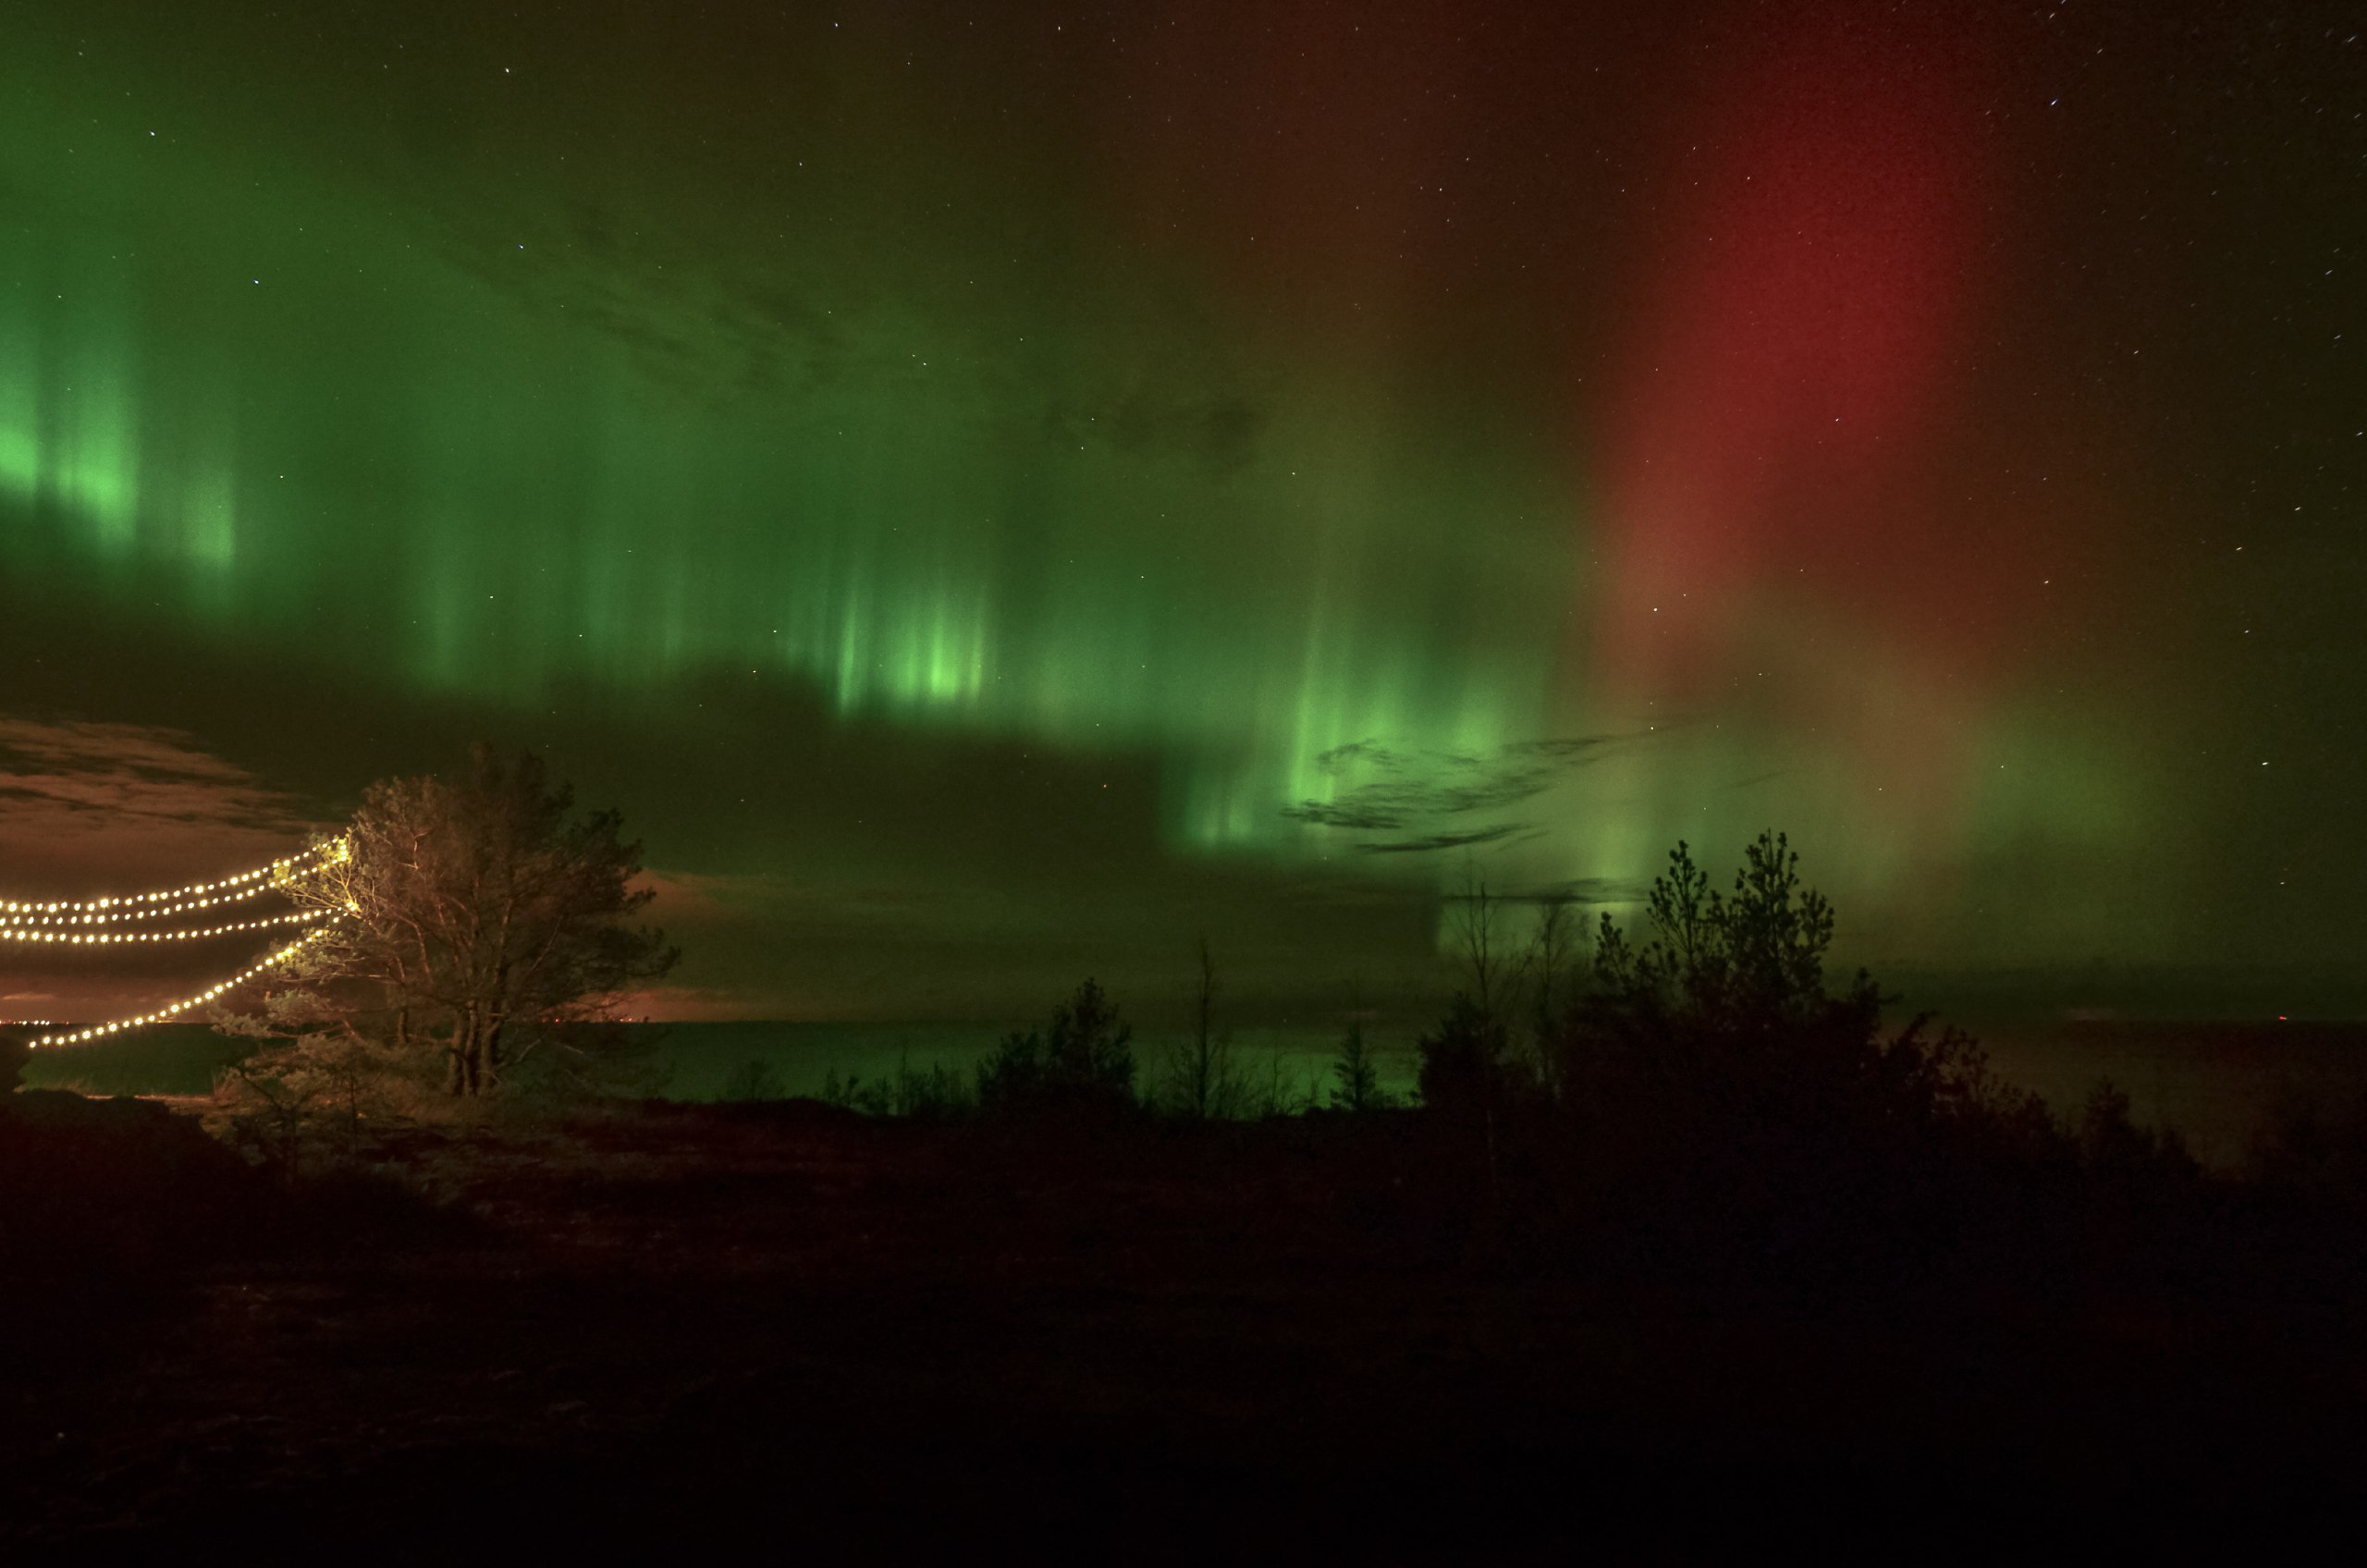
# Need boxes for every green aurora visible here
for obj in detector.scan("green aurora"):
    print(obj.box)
[2,2,2361,1020]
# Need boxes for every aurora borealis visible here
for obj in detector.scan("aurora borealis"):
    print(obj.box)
[2,0,2361,1022]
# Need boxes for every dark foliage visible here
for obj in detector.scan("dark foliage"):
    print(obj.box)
[823,1052,973,1119]
[2246,1081,2367,1210]
[976,978,1136,1116]
[1414,992,1516,1121]
[1397,832,2258,1292]
[1330,1018,1391,1112]
[720,1058,786,1103]
[1159,937,1246,1120]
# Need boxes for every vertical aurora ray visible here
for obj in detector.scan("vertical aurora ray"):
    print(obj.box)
[1547,6,2184,958]
[0,252,39,508]
[0,38,1576,872]
[4,0,2342,996]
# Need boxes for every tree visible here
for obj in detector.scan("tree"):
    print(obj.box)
[1161,937,1244,1120]
[1420,865,1546,1115]
[1446,867,1518,1023]
[1553,831,2036,1164]
[1329,1017,1391,1112]
[977,978,1136,1115]
[1417,988,1523,1118]
[227,745,677,1098]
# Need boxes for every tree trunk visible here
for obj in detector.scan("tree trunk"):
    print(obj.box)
[449,1008,478,1096]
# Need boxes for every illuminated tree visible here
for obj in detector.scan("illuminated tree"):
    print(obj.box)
[228,746,676,1097]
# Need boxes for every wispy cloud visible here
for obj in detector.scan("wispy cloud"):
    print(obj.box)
[1282,734,1633,855]
[0,717,330,1018]
[1354,825,1527,855]
[0,716,320,898]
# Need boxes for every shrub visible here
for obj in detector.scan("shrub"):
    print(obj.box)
[721,1058,787,1103]
[206,1031,441,1182]
[504,1019,672,1105]
[823,1052,976,1120]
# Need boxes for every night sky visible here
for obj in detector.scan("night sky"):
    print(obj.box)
[2,0,2361,1024]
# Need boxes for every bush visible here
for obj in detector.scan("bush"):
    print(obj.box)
[503,1019,672,1106]
[977,979,1135,1116]
[721,1059,787,1103]
[823,1052,975,1119]
[207,1031,443,1182]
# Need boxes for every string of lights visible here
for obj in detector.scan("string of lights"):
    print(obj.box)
[29,926,335,1049]
[5,882,294,927]
[0,839,347,924]
[0,907,329,945]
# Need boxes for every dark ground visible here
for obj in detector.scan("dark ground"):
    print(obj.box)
[3,1096,2361,1562]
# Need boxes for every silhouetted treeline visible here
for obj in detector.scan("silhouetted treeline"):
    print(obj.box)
[779,832,2367,1306]
[1371,834,2365,1308]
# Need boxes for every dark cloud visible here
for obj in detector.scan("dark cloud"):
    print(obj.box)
[0,720,319,879]
[0,717,315,840]
[1354,825,1523,855]
[1453,876,1643,907]
[1284,734,1632,853]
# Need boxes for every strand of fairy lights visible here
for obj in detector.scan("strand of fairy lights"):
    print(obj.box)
[29,926,336,1049]
[5,883,290,927]
[0,907,330,945]
[0,839,347,924]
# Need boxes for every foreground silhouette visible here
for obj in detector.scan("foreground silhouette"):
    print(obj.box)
[4,835,2363,1554]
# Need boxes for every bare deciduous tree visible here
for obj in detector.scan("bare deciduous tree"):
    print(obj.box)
[1162,937,1243,1120]
[1448,866,1519,1023]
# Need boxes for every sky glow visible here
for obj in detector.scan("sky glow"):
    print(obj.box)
[1,1,2360,1022]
